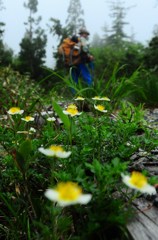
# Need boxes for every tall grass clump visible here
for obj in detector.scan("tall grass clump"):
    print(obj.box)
[0,66,158,239]
[47,64,146,112]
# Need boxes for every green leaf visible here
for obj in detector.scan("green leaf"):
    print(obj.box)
[15,151,26,173]
[0,193,17,217]
[52,100,70,131]
[93,159,102,176]
[85,162,95,173]
[15,139,32,173]
[112,157,120,167]
[19,139,32,159]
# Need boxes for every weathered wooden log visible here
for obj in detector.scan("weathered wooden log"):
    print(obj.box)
[127,198,158,240]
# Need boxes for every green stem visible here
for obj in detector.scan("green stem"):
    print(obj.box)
[23,173,37,220]
[69,117,73,146]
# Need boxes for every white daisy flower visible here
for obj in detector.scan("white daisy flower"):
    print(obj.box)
[63,104,82,117]
[7,107,24,115]
[29,127,36,133]
[74,96,85,101]
[94,104,107,113]
[121,171,156,195]
[38,145,71,158]
[21,116,34,122]
[92,96,110,101]
[47,117,56,122]
[45,182,92,207]
[100,96,110,101]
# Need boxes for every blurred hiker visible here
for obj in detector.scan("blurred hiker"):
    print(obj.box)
[71,28,94,86]
[58,28,94,87]
[58,35,81,67]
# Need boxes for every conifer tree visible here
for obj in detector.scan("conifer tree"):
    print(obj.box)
[18,0,47,80]
[104,1,130,48]
[144,28,158,71]
[0,0,5,37]
[0,0,13,66]
[65,0,86,35]
[49,0,86,39]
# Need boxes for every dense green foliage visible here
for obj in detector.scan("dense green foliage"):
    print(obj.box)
[0,41,13,66]
[91,42,145,78]
[1,66,158,239]
[144,35,158,71]
[0,0,158,89]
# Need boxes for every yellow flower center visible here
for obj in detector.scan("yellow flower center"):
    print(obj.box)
[67,108,79,115]
[25,116,32,121]
[130,171,147,188]
[57,182,82,201]
[10,107,20,113]
[49,145,64,152]
[97,105,105,111]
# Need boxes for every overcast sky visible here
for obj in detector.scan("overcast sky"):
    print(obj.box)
[1,0,158,67]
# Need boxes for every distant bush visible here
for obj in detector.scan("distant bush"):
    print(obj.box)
[91,42,145,80]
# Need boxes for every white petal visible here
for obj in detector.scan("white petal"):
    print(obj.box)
[74,97,85,101]
[19,110,24,114]
[92,97,100,100]
[47,117,56,122]
[101,97,110,101]
[78,194,92,204]
[48,111,54,115]
[29,127,36,132]
[76,112,82,116]
[63,110,69,115]
[122,175,136,189]
[141,184,156,195]
[38,147,55,156]
[56,151,71,158]
[122,175,133,188]
[44,189,59,201]
[54,194,92,207]
[57,200,78,207]
[70,112,82,117]
[41,111,47,116]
